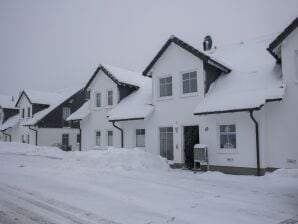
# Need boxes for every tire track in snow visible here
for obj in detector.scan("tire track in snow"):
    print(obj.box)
[0,183,121,224]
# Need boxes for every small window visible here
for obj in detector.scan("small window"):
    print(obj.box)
[62,107,71,121]
[76,134,81,144]
[62,134,69,146]
[182,71,197,94]
[219,125,236,149]
[21,135,25,143]
[21,108,25,118]
[136,129,145,147]
[107,130,113,146]
[159,127,174,160]
[4,136,8,142]
[95,93,101,108]
[95,131,101,146]
[85,90,90,100]
[159,76,172,97]
[27,134,30,144]
[27,107,31,118]
[107,90,113,106]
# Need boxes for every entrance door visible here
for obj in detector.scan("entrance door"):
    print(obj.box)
[184,126,199,169]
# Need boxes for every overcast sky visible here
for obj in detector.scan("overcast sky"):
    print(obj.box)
[0,0,297,96]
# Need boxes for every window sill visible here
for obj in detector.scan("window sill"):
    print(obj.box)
[105,106,113,109]
[216,148,238,154]
[93,107,102,111]
[179,92,199,98]
[156,96,173,102]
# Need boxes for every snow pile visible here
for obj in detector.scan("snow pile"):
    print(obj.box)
[267,168,298,179]
[65,147,169,172]
[0,142,67,159]
[67,100,90,121]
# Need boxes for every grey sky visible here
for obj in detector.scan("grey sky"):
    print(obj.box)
[0,0,297,96]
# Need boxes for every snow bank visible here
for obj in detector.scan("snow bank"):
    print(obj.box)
[267,168,298,179]
[65,147,169,172]
[0,142,169,172]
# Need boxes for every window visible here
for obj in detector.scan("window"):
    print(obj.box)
[95,131,101,146]
[107,90,113,106]
[219,125,236,149]
[0,112,2,124]
[62,134,69,146]
[21,135,25,143]
[85,90,90,100]
[76,134,81,144]
[95,92,101,108]
[159,76,172,97]
[27,134,30,144]
[182,71,197,94]
[27,107,31,118]
[136,129,145,147]
[107,130,113,146]
[21,108,25,119]
[159,127,174,160]
[62,107,71,121]
[4,136,8,142]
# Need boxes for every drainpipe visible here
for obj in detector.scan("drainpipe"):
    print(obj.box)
[28,126,38,146]
[112,121,124,148]
[249,110,261,176]
[1,129,11,142]
[79,126,82,151]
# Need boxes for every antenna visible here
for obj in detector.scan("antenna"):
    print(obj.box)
[203,35,213,51]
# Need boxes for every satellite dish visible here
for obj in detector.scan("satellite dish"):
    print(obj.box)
[203,35,213,51]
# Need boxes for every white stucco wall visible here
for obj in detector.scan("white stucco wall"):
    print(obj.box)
[80,70,122,151]
[264,28,298,169]
[144,43,205,163]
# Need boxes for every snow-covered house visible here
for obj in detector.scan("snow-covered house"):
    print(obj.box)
[0,95,19,142]
[7,87,86,150]
[67,64,152,151]
[193,17,298,175]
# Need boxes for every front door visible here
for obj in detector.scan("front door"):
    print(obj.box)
[184,126,199,169]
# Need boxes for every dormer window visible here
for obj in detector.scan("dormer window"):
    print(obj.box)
[182,71,198,94]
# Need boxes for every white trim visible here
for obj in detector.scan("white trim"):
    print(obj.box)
[106,129,113,147]
[105,89,114,108]
[179,69,199,98]
[158,125,174,161]
[94,92,102,110]
[135,128,145,148]
[94,129,101,148]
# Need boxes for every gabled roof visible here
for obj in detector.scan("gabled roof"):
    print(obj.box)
[267,17,298,61]
[107,76,153,122]
[0,114,19,131]
[22,86,83,126]
[15,89,61,107]
[142,35,231,77]
[0,95,17,110]
[84,64,145,90]
[66,100,90,121]
[194,37,285,115]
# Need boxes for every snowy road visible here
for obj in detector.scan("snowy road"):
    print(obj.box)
[0,143,297,224]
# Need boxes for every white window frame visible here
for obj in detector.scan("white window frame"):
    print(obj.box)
[157,75,173,100]
[94,130,101,147]
[135,129,145,148]
[217,123,237,154]
[94,92,101,109]
[180,70,199,97]
[159,126,174,161]
[106,130,113,147]
[106,90,113,107]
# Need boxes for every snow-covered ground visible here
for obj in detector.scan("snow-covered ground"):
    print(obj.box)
[0,142,297,224]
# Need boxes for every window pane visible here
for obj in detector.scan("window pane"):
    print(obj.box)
[159,78,165,85]
[190,71,197,79]
[183,80,189,94]
[107,91,113,106]
[136,129,145,147]
[96,93,101,107]
[166,77,172,83]
[220,134,228,148]
[190,78,197,92]
[108,131,113,146]
[228,125,236,132]
[166,82,172,96]
[160,83,166,97]
[95,131,101,146]
[220,125,226,133]
[182,73,189,81]
[229,134,236,148]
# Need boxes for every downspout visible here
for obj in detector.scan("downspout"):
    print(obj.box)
[2,129,11,142]
[249,110,261,176]
[112,121,124,148]
[28,126,38,146]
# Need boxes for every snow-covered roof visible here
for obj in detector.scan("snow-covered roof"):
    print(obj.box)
[0,95,17,109]
[108,76,154,121]
[194,37,284,115]
[66,100,90,121]
[0,114,19,131]
[85,64,147,90]
[23,86,83,126]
